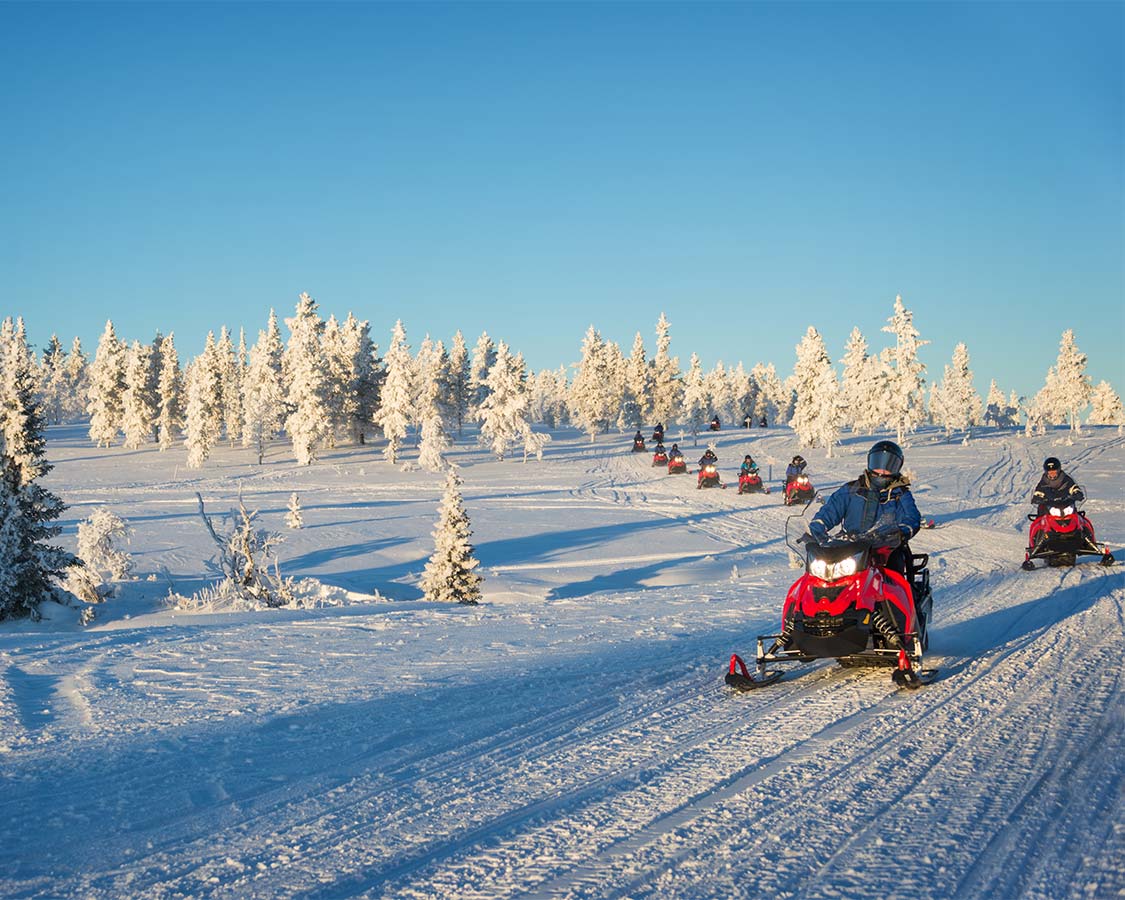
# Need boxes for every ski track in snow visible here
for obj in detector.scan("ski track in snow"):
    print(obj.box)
[1,426,1122,899]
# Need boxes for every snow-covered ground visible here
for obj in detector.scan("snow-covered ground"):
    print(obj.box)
[2,424,1123,900]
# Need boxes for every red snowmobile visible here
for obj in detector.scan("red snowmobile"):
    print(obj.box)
[783,473,816,505]
[668,452,687,474]
[652,448,669,467]
[726,522,935,691]
[631,436,646,453]
[697,462,721,489]
[1022,496,1115,570]
[737,470,769,494]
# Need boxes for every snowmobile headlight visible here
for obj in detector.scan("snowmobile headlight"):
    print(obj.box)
[808,559,828,579]
[1062,505,1074,516]
[833,556,858,578]
[797,475,809,485]
[1049,506,1064,517]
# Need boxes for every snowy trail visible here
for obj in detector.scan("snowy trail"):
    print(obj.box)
[1,426,1122,899]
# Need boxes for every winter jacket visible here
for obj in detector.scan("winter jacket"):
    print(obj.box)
[810,472,921,544]
[1032,472,1084,511]
[785,461,807,482]
[740,462,758,476]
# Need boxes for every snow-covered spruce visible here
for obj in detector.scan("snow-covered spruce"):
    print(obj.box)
[76,507,134,582]
[788,326,841,454]
[881,294,929,444]
[372,319,413,464]
[283,293,333,466]
[420,467,482,605]
[930,342,983,440]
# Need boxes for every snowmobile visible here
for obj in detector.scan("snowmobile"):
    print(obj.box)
[697,462,721,489]
[631,436,646,453]
[652,447,669,467]
[783,473,816,505]
[1022,495,1115,569]
[737,470,768,494]
[652,427,665,444]
[709,417,721,431]
[726,520,935,691]
[668,453,687,474]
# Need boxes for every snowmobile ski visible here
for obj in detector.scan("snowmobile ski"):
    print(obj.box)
[724,653,783,691]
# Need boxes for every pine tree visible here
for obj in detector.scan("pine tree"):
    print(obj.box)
[789,326,841,454]
[618,332,651,430]
[729,363,754,427]
[241,328,286,464]
[420,467,482,605]
[87,320,126,447]
[469,331,497,417]
[478,341,530,460]
[183,333,224,468]
[39,335,68,426]
[528,368,569,427]
[649,312,681,428]
[216,326,243,447]
[569,326,618,441]
[1044,329,1092,432]
[0,365,76,620]
[679,353,708,444]
[881,295,929,443]
[929,343,982,438]
[1087,381,1124,429]
[750,362,781,426]
[64,337,90,422]
[416,338,451,471]
[121,340,158,449]
[446,330,471,437]
[342,313,379,445]
[840,328,877,433]
[703,361,732,426]
[156,333,183,450]
[983,380,1007,427]
[372,320,413,464]
[284,293,333,465]
[286,492,304,529]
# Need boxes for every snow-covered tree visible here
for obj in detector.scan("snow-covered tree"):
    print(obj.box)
[63,337,90,422]
[929,343,982,439]
[416,338,452,471]
[528,367,569,427]
[750,362,782,426]
[446,330,471,437]
[789,326,841,454]
[156,333,183,450]
[285,492,303,529]
[86,320,126,447]
[881,295,929,443]
[216,327,243,447]
[983,380,1008,428]
[649,312,681,428]
[839,328,884,434]
[1087,381,1124,429]
[0,318,45,484]
[420,467,482,605]
[283,293,333,465]
[469,331,497,417]
[372,320,413,464]
[679,353,709,444]
[618,332,652,430]
[76,508,134,581]
[241,328,286,464]
[39,335,68,426]
[569,326,619,440]
[342,313,380,444]
[728,363,755,427]
[183,333,224,468]
[478,342,530,460]
[703,361,734,426]
[121,340,158,449]
[1036,329,1092,432]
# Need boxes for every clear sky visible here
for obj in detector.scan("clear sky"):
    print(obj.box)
[3,1,1122,401]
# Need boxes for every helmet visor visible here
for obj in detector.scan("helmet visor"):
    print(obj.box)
[868,447,903,474]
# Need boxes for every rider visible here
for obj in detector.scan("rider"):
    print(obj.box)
[699,446,718,468]
[669,442,680,457]
[710,415,721,431]
[652,423,665,443]
[739,454,758,477]
[785,455,807,485]
[654,441,666,455]
[809,440,921,580]
[1031,457,1084,516]
[633,430,644,446]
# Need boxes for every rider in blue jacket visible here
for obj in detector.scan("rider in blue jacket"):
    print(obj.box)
[809,440,921,577]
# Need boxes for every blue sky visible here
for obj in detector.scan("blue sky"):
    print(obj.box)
[3,1,1121,401]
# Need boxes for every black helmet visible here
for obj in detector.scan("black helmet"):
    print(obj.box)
[744,454,752,461]
[1044,457,1061,473]
[792,455,805,465]
[867,440,903,475]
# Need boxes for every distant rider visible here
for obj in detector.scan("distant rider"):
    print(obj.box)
[1031,457,1084,516]
[739,454,758,477]
[652,423,665,443]
[785,455,807,485]
[809,440,921,580]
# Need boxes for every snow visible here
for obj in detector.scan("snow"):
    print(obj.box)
[2,423,1123,899]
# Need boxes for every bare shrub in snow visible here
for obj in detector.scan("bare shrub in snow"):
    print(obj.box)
[286,492,303,529]
[196,492,295,609]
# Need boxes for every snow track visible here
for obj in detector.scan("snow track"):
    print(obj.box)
[2,427,1122,899]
